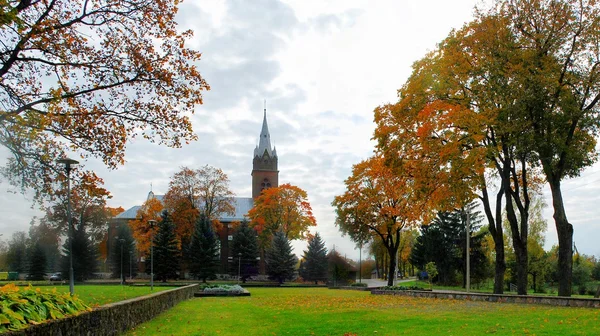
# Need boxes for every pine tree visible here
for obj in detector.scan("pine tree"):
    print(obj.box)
[299,233,328,284]
[265,231,297,284]
[153,210,180,282]
[188,214,219,282]
[110,224,137,282]
[230,220,259,283]
[27,242,47,280]
[62,226,98,281]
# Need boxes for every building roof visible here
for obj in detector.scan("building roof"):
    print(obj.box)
[114,196,254,223]
[254,108,276,158]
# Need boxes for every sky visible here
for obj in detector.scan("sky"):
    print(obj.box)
[1,0,600,260]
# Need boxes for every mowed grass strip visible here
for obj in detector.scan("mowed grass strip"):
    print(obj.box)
[46,285,175,307]
[125,288,600,335]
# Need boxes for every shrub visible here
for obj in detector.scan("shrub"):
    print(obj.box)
[202,285,244,294]
[0,284,91,332]
[350,283,368,287]
[382,285,426,291]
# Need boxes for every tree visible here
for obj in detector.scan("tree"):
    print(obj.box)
[492,0,600,297]
[299,233,328,284]
[188,214,219,282]
[248,183,316,247]
[152,211,179,282]
[230,220,259,283]
[61,225,98,281]
[0,0,209,202]
[328,250,355,286]
[333,155,430,286]
[26,242,47,281]
[163,165,236,255]
[129,197,164,256]
[110,224,136,282]
[265,231,297,284]
[28,218,61,273]
[425,262,438,290]
[6,232,28,274]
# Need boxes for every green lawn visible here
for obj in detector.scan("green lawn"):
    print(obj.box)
[45,285,175,307]
[125,287,600,335]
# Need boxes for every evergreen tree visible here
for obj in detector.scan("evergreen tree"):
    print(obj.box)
[110,224,137,282]
[62,226,98,281]
[153,210,180,282]
[6,232,28,274]
[265,231,297,284]
[410,202,489,287]
[188,214,219,282]
[27,242,47,280]
[299,233,328,284]
[230,220,259,283]
[327,250,354,286]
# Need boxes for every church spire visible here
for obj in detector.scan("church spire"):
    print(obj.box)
[254,102,275,158]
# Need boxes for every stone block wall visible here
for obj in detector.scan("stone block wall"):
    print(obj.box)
[6,284,199,336]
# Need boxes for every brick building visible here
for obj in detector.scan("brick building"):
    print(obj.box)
[112,107,278,276]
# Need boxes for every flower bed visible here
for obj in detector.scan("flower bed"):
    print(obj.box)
[194,285,250,297]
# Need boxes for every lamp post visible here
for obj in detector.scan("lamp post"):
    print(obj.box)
[148,220,157,291]
[238,253,242,284]
[58,157,79,296]
[119,238,125,285]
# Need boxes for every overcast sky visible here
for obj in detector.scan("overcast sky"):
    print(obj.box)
[1,0,599,260]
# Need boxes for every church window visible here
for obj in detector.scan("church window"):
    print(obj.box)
[261,178,271,190]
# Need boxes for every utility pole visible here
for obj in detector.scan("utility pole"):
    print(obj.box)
[466,211,470,293]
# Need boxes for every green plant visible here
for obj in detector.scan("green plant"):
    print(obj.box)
[0,284,90,332]
[350,283,368,287]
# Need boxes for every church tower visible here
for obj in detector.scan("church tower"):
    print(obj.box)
[252,105,278,199]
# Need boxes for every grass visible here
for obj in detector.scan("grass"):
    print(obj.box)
[126,287,600,335]
[43,285,175,307]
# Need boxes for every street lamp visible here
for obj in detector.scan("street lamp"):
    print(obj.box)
[238,252,242,284]
[148,220,157,291]
[119,238,125,285]
[58,157,79,296]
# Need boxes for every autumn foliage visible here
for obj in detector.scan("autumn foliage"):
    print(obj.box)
[128,197,164,255]
[248,183,316,246]
[0,0,209,202]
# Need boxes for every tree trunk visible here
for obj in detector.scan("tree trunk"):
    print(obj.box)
[532,272,537,293]
[481,185,506,294]
[386,245,398,287]
[548,178,573,297]
[514,239,528,295]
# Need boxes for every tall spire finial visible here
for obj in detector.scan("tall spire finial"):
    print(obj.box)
[150,182,153,192]
[264,99,266,115]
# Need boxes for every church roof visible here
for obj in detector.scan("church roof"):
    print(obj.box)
[254,108,276,158]
[114,196,253,223]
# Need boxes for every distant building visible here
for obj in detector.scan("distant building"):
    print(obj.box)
[111,107,279,276]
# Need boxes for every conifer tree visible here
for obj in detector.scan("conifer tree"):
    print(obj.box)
[27,242,47,280]
[265,231,297,284]
[188,214,219,282]
[62,226,98,281]
[299,233,328,284]
[110,224,137,282]
[230,220,259,283]
[153,210,180,282]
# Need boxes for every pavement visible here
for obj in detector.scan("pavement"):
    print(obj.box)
[356,277,417,288]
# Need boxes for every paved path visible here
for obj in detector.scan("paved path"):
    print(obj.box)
[357,277,416,288]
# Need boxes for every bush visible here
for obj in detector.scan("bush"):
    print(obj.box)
[578,284,588,296]
[0,284,91,332]
[202,285,244,294]
[382,285,426,291]
[350,283,368,287]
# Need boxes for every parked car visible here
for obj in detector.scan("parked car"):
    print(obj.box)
[49,272,62,281]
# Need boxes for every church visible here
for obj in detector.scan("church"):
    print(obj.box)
[113,106,279,275]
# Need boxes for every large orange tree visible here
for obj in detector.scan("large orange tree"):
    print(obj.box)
[0,0,209,202]
[248,183,316,247]
[332,155,432,286]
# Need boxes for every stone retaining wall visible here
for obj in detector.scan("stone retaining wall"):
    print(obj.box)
[6,284,199,336]
[371,289,600,308]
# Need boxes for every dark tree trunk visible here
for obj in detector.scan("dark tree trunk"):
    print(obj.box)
[386,244,398,287]
[548,178,573,297]
[532,272,537,293]
[481,184,506,294]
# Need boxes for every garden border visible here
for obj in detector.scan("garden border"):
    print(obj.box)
[371,289,600,308]
[5,284,199,336]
